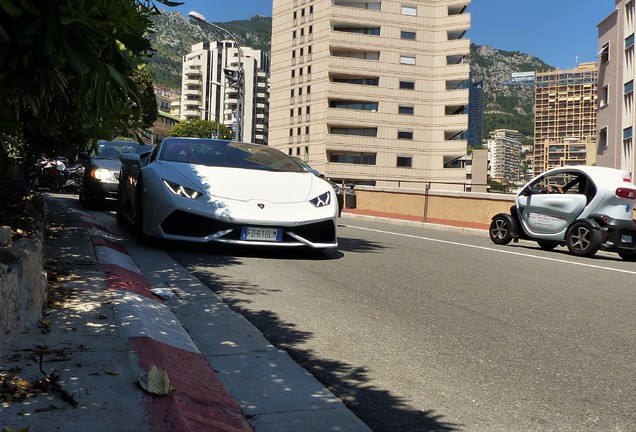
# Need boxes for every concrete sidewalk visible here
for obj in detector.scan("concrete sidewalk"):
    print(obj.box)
[0,196,371,432]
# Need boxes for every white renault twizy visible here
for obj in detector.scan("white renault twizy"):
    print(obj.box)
[489,166,636,260]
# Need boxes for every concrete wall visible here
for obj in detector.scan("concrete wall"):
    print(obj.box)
[352,186,515,225]
[0,199,47,346]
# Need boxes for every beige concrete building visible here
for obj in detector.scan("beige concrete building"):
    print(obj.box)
[269,0,471,190]
[533,63,598,176]
[180,42,270,145]
[487,129,523,183]
[597,0,635,175]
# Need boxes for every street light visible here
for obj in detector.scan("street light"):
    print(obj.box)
[189,11,243,142]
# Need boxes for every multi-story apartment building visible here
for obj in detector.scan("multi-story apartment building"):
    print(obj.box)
[269,0,471,190]
[486,129,523,183]
[533,62,598,176]
[152,85,181,144]
[597,0,635,174]
[180,42,270,145]
[468,77,484,148]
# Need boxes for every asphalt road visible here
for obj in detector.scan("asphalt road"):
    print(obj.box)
[164,218,635,432]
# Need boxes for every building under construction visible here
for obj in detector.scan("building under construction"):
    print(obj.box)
[532,62,598,176]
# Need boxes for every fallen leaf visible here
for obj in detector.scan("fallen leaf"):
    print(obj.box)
[138,365,174,395]
[103,369,119,376]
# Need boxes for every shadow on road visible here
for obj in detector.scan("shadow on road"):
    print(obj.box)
[173,253,462,432]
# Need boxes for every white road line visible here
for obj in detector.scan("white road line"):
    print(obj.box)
[344,224,636,276]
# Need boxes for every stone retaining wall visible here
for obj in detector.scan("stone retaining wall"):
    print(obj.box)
[0,197,47,346]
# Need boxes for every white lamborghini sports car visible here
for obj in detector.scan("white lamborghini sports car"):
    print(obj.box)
[116,138,338,248]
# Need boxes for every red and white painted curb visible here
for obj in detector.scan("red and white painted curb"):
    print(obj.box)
[72,208,253,432]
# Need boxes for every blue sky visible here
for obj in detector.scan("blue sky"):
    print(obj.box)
[170,0,616,70]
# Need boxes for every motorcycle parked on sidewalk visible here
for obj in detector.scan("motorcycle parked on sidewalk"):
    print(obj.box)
[25,156,84,193]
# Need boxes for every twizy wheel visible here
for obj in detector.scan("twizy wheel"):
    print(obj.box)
[565,221,601,257]
[489,214,514,245]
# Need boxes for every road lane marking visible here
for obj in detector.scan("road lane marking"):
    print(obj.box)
[343,224,636,276]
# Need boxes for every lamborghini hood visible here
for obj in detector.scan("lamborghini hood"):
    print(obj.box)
[164,163,324,203]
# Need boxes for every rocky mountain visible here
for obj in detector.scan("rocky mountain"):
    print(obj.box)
[147,11,553,141]
[470,44,553,142]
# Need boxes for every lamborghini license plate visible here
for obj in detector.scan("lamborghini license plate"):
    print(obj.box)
[241,227,281,242]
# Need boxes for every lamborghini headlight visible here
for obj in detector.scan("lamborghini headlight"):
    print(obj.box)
[162,179,203,199]
[309,191,331,207]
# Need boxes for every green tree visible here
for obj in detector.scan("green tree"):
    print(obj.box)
[168,119,232,140]
[0,0,180,163]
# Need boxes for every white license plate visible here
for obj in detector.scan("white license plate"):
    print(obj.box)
[621,234,632,243]
[241,227,281,242]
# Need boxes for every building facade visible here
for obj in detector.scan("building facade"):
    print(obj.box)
[532,62,598,176]
[269,0,471,190]
[180,42,270,145]
[468,77,484,148]
[486,129,523,183]
[152,85,181,144]
[597,0,635,175]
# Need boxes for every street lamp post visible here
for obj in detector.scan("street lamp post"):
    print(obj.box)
[189,11,243,142]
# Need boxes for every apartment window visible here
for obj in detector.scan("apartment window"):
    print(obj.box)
[400,55,416,65]
[401,30,416,40]
[624,126,632,140]
[401,5,416,16]
[397,156,412,168]
[332,50,380,60]
[328,151,377,165]
[398,105,414,115]
[446,55,465,65]
[399,80,415,90]
[330,127,377,137]
[599,127,608,148]
[626,33,635,50]
[600,85,609,107]
[447,30,466,40]
[446,79,469,90]
[448,4,467,15]
[334,26,380,35]
[600,42,610,63]
[625,80,634,95]
[398,130,413,139]
[329,100,378,111]
[331,76,379,86]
